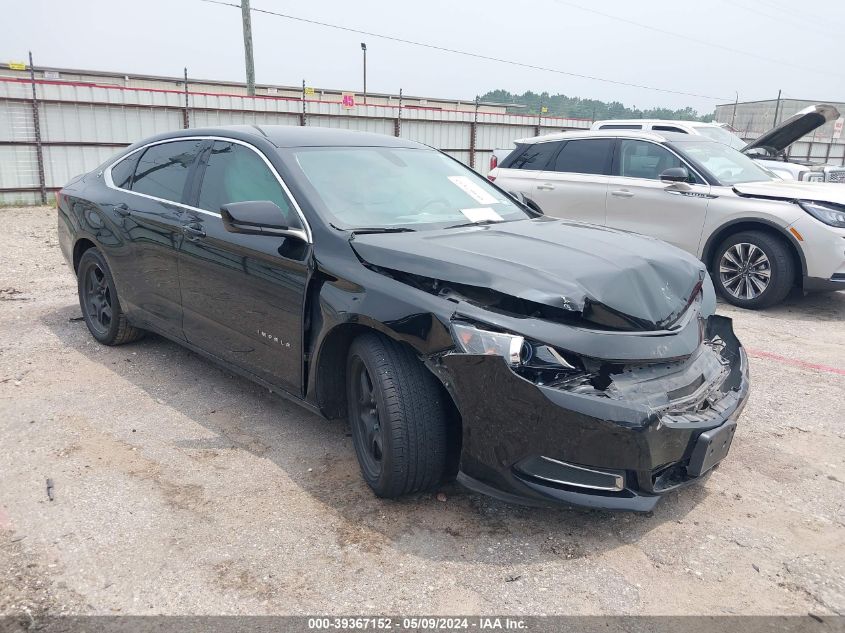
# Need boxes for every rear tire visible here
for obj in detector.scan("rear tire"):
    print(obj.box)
[347,333,450,498]
[712,230,794,309]
[77,248,144,345]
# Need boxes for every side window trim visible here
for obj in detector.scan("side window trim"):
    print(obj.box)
[610,138,705,184]
[103,135,313,243]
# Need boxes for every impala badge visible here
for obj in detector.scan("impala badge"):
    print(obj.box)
[257,329,291,348]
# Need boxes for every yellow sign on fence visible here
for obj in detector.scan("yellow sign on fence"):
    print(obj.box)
[8,61,27,71]
[304,86,315,96]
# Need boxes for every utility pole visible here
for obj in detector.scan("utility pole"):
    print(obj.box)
[361,42,367,104]
[241,0,255,96]
[28,51,46,205]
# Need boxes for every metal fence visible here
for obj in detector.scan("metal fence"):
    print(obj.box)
[0,71,592,205]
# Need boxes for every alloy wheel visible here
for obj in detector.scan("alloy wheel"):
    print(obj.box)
[84,263,113,334]
[719,242,771,300]
[350,357,384,480]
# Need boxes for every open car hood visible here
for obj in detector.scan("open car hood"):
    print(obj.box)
[350,218,707,332]
[743,104,840,155]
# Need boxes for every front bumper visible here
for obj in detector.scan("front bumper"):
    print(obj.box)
[441,315,750,512]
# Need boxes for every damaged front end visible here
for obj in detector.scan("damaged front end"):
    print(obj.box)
[433,309,748,512]
[436,316,748,511]
[349,220,750,511]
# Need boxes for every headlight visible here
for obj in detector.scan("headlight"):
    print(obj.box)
[799,200,845,228]
[450,323,582,380]
[451,322,523,365]
[803,172,824,183]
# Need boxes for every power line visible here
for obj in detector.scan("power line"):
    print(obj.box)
[736,0,841,40]
[550,0,828,76]
[197,0,731,101]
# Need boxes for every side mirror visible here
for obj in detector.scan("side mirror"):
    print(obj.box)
[659,167,691,183]
[220,200,304,239]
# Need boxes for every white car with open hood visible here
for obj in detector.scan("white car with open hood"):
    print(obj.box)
[590,105,845,183]
[488,129,845,308]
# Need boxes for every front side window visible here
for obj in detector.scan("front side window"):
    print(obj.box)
[617,139,686,180]
[131,140,204,202]
[550,139,613,175]
[197,141,300,228]
[507,142,560,170]
[290,147,531,230]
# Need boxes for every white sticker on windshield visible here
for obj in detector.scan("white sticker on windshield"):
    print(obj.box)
[460,207,503,222]
[448,175,498,205]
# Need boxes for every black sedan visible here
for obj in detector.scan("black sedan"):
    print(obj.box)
[57,126,749,511]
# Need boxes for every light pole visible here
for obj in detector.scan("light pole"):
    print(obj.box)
[361,42,367,104]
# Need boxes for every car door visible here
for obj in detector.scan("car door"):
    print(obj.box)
[533,138,614,224]
[605,138,712,255]
[178,139,310,395]
[105,138,205,340]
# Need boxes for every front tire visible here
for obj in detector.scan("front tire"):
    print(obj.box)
[77,248,144,345]
[712,230,794,309]
[347,333,450,498]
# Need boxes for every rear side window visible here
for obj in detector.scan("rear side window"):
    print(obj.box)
[505,142,561,170]
[598,124,642,130]
[197,141,300,227]
[110,154,137,189]
[550,139,613,175]
[131,140,205,202]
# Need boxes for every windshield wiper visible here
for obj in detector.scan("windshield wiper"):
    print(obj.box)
[444,219,504,230]
[349,226,417,235]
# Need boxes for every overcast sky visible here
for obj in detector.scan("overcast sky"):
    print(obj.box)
[4,0,844,114]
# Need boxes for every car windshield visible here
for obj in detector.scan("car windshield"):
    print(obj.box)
[290,147,530,230]
[672,139,776,185]
[692,125,747,151]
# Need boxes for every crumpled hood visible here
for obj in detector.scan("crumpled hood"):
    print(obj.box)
[350,218,707,331]
[733,180,845,205]
[743,104,840,154]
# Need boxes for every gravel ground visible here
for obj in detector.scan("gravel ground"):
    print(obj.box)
[1,206,843,617]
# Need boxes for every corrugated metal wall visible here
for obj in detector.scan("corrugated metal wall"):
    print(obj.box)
[0,75,591,205]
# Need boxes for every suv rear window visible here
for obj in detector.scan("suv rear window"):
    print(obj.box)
[550,139,613,175]
[503,142,560,170]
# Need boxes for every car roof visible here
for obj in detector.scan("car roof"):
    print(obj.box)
[513,129,707,144]
[592,119,716,128]
[137,125,425,149]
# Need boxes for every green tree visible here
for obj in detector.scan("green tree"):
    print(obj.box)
[479,90,714,122]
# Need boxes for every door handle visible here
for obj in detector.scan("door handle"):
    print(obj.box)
[610,189,634,198]
[182,223,206,239]
[537,183,555,191]
[114,203,131,217]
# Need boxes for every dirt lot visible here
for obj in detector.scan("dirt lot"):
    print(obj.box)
[1,205,843,618]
